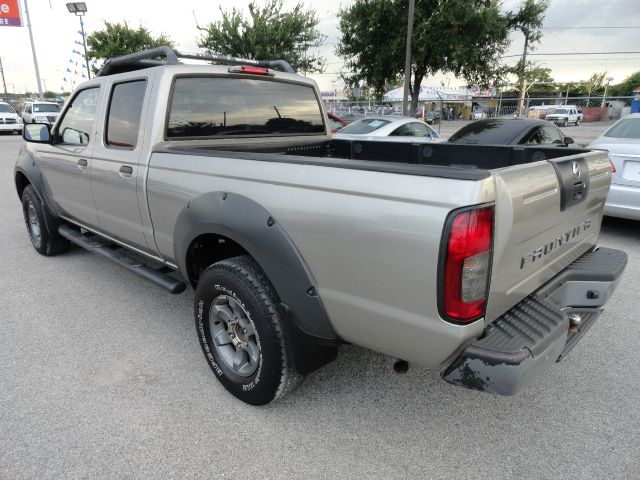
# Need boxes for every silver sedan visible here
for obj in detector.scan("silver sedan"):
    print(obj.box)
[589,113,640,220]
[332,116,442,142]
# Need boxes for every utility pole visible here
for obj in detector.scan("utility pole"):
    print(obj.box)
[0,58,8,101]
[516,35,529,117]
[23,0,44,98]
[402,0,415,116]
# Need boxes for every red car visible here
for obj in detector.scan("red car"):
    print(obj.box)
[326,112,349,133]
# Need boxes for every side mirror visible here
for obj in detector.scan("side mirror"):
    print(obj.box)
[23,123,51,144]
[564,136,574,146]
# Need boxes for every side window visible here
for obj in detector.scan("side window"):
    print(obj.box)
[409,122,430,137]
[56,87,100,146]
[540,125,563,143]
[525,128,542,144]
[25,105,31,114]
[106,80,147,149]
[390,124,415,136]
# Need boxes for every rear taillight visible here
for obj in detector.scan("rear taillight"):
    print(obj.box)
[440,207,493,323]
[609,158,616,173]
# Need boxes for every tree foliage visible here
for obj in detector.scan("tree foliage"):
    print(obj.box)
[609,71,640,96]
[86,21,174,63]
[337,0,519,113]
[577,71,608,96]
[197,0,326,74]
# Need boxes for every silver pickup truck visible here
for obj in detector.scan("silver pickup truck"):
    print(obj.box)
[15,48,627,405]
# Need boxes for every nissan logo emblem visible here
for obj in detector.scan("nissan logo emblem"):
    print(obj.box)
[571,161,581,178]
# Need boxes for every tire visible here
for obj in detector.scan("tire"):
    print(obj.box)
[195,255,302,405]
[562,118,568,127]
[575,119,580,126]
[21,185,69,256]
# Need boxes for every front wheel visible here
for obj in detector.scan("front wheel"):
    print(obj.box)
[195,256,302,405]
[575,118,580,126]
[562,118,568,127]
[21,185,69,256]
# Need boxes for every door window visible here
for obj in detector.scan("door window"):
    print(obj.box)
[56,87,100,146]
[539,125,564,144]
[105,80,147,149]
[389,124,416,136]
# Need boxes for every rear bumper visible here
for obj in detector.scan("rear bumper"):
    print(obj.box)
[604,183,640,221]
[442,247,627,396]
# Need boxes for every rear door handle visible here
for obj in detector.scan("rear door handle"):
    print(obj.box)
[118,165,133,177]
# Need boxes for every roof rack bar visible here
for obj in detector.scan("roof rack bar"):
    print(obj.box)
[173,51,295,74]
[96,46,296,77]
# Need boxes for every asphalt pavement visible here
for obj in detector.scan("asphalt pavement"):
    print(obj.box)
[1,133,638,479]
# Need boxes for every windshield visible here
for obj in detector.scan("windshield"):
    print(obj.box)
[0,104,16,114]
[549,108,570,114]
[338,118,391,134]
[604,118,640,139]
[33,104,61,113]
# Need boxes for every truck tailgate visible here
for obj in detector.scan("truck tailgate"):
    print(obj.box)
[485,149,612,322]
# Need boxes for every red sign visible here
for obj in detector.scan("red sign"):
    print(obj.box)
[0,0,22,27]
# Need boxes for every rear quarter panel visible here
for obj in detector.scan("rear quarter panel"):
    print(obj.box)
[146,152,494,367]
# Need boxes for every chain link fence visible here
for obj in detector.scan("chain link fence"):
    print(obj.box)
[324,95,636,126]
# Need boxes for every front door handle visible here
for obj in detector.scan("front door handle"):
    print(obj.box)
[77,158,88,171]
[118,165,133,177]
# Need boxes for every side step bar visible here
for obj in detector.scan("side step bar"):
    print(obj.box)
[58,225,186,294]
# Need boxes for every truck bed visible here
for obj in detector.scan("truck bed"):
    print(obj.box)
[155,138,591,180]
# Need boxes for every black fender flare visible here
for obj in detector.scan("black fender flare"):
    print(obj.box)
[173,192,339,372]
[14,148,61,239]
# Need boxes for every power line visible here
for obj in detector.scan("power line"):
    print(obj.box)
[501,51,640,58]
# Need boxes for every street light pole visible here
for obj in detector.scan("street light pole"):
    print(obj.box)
[402,0,415,116]
[602,76,614,107]
[23,0,44,98]
[66,3,91,79]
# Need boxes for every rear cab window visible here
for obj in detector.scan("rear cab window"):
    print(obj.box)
[339,118,391,134]
[166,77,326,139]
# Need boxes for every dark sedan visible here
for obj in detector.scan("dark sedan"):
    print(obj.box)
[447,118,573,146]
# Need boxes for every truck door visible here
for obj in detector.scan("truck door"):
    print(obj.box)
[38,87,101,227]
[90,78,152,252]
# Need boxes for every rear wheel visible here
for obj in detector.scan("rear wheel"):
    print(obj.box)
[575,118,580,126]
[194,255,302,405]
[21,185,69,256]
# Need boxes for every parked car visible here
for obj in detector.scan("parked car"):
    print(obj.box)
[21,101,61,126]
[589,113,640,220]
[546,106,582,127]
[423,111,440,124]
[339,112,366,124]
[447,118,573,147]
[327,112,348,133]
[0,101,23,134]
[333,116,442,142]
[16,47,625,405]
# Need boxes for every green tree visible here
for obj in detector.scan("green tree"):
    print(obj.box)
[197,0,325,74]
[337,0,515,115]
[86,21,174,64]
[577,71,607,106]
[609,71,640,96]
[509,0,549,115]
[505,61,554,93]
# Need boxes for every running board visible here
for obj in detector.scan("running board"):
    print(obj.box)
[58,224,186,294]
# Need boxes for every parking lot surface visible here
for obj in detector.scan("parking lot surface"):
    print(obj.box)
[1,133,638,479]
